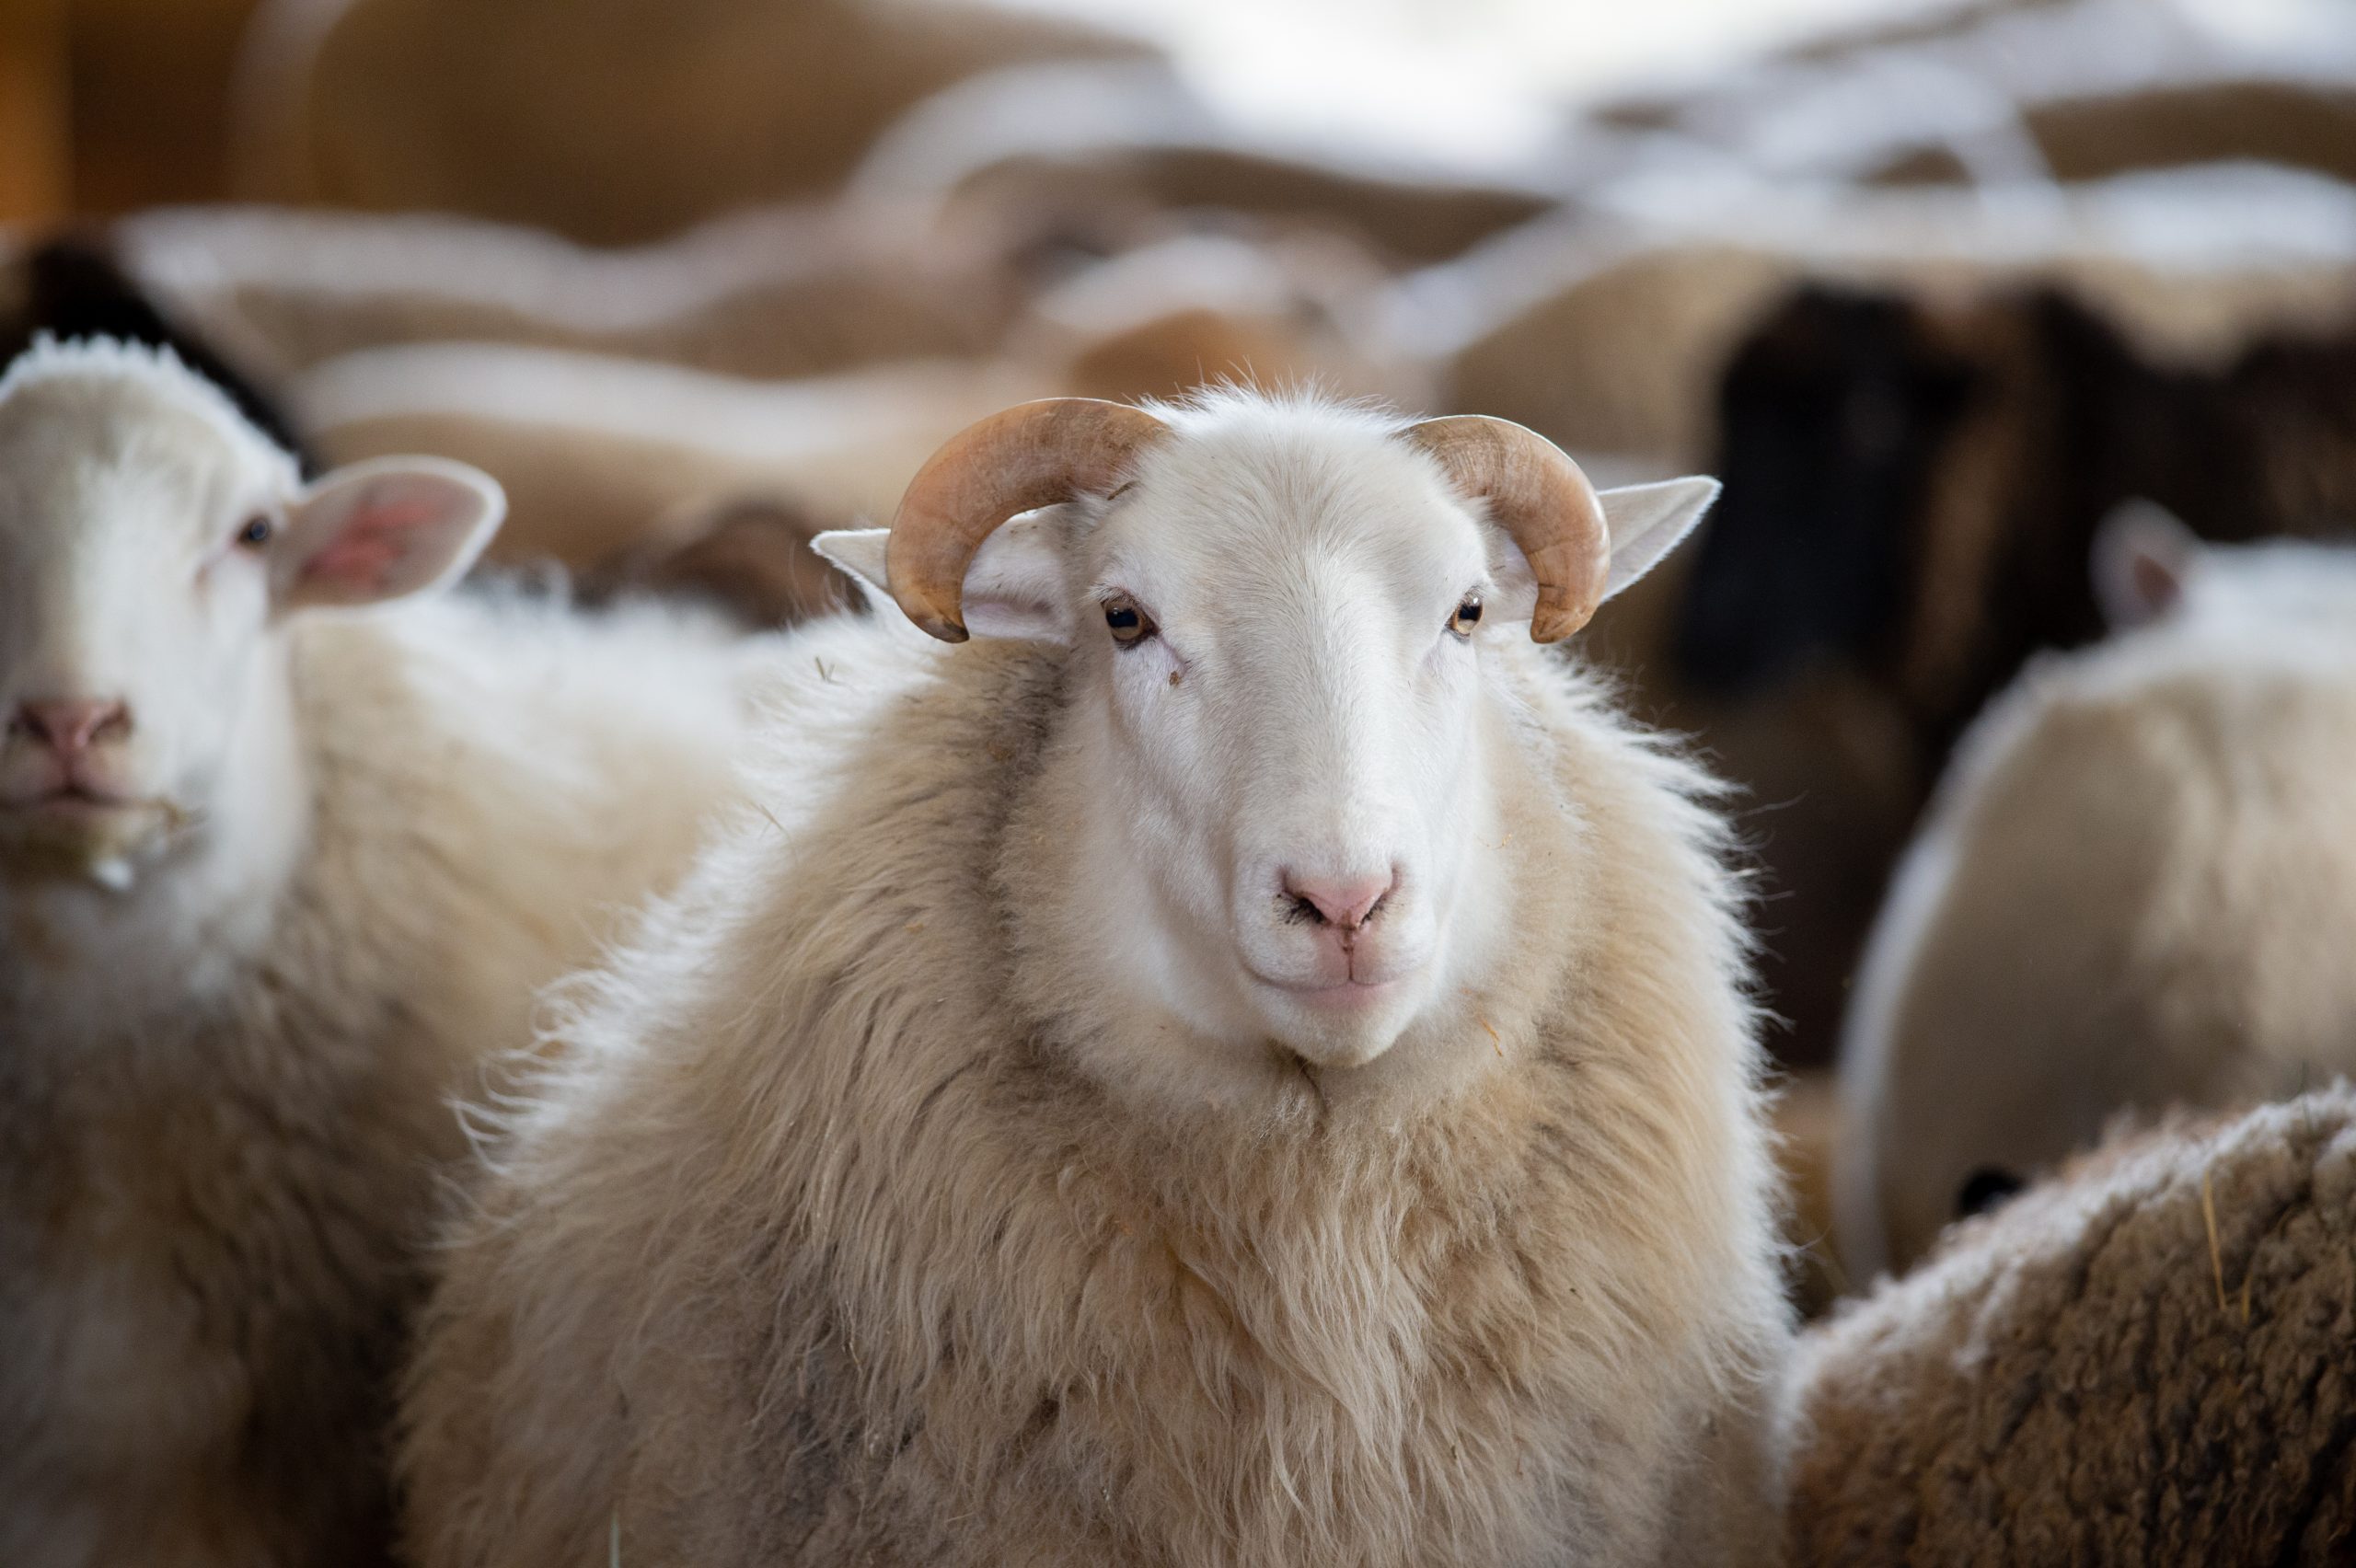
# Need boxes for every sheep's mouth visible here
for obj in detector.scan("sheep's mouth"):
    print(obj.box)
[1243,954,1416,1008]
[2,783,145,813]
[1265,975,1402,1010]
[0,794,191,884]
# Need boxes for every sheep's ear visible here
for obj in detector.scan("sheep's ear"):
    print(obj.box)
[810,527,891,604]
[1599,477,1719,602]
[275,457,504,611]
[2092,499,2201,629]
[815,516,1070,643]
[955,512,1070,643]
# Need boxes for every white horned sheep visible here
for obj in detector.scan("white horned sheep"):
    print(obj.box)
[1786,1087,2356,1563]
[1836,513,2356,1278]
[399,390,1792,1567]
[0,338,764,1566]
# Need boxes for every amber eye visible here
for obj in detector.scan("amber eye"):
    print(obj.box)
[1448,595,1484,639]
[1103,594,1157,647]
[236,514,274,550]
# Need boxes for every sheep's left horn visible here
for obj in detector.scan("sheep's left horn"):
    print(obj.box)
[886,398,1168,641]
[1406,416,1610,643]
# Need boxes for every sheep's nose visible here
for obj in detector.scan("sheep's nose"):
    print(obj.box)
[10,698,133,755]
[1282,869,1397,932]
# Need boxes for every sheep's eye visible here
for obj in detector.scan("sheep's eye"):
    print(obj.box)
[236,515,274,550]
[1448,595,1484,639]
[1956,1166,2025,1218]
[1103,594,1156,648]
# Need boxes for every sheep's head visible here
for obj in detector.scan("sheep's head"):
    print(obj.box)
[0,340,502,893]
[819,394,1715,1075]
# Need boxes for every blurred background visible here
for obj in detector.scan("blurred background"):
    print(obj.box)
[7,0,2356,1302]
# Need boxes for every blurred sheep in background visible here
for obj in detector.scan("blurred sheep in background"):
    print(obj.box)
[1837,519,2356,1278]
[231,0,1151,243]
[1786,1089,2356,1564]
[4,0,2356,1520]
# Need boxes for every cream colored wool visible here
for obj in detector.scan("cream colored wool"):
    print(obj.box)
[295,347,1058,570]
[0,591,760,1567]
[1837,537,2356,1276]
[119,202,1023,383]
[399,453,1790,1562]
[1785,1089,2356,1565]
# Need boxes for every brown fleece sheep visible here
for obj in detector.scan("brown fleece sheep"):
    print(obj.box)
[1784,1088,2356,1564]
[856,59,1553,269]
[118,202,1028,383]
[232,0,1149,243]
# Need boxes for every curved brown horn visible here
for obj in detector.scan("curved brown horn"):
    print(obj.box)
[885,398,1168,641]
[1406,416,1611,643]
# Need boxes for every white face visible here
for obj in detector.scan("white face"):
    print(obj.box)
[0,345,502,894]
[821,408,1714,1071]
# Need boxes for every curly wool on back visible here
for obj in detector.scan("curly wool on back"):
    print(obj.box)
[1784,1088,2356,1566]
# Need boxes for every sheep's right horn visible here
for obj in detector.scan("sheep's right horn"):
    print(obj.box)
[886,398,1168,642]
[1406,416,1611,643]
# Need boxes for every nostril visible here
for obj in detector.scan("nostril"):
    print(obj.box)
[15,698,133,754]
[90,704,133,745]
[1280,869,1400,933]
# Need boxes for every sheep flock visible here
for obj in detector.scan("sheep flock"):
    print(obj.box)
[10,0,2356,1563]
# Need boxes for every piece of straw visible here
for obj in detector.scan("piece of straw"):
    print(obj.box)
[2200,1166,2239,1321]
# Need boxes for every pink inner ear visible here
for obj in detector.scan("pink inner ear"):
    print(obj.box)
[299,494,443,592]
[2130,550,2184,618]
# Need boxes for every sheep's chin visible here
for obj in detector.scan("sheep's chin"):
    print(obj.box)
[0,801,187,892]
[1256,985,1421,1072]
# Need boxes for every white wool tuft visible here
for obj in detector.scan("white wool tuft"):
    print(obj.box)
[0,334,283,460]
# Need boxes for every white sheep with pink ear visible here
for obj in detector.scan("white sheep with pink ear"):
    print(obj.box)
[1834,501,2356,1282]
[0,337,766,1568]
[400,388,1789,1568]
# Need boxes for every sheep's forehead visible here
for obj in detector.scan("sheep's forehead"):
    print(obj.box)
[0,373,285,554]
[1099,408,1480,628]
